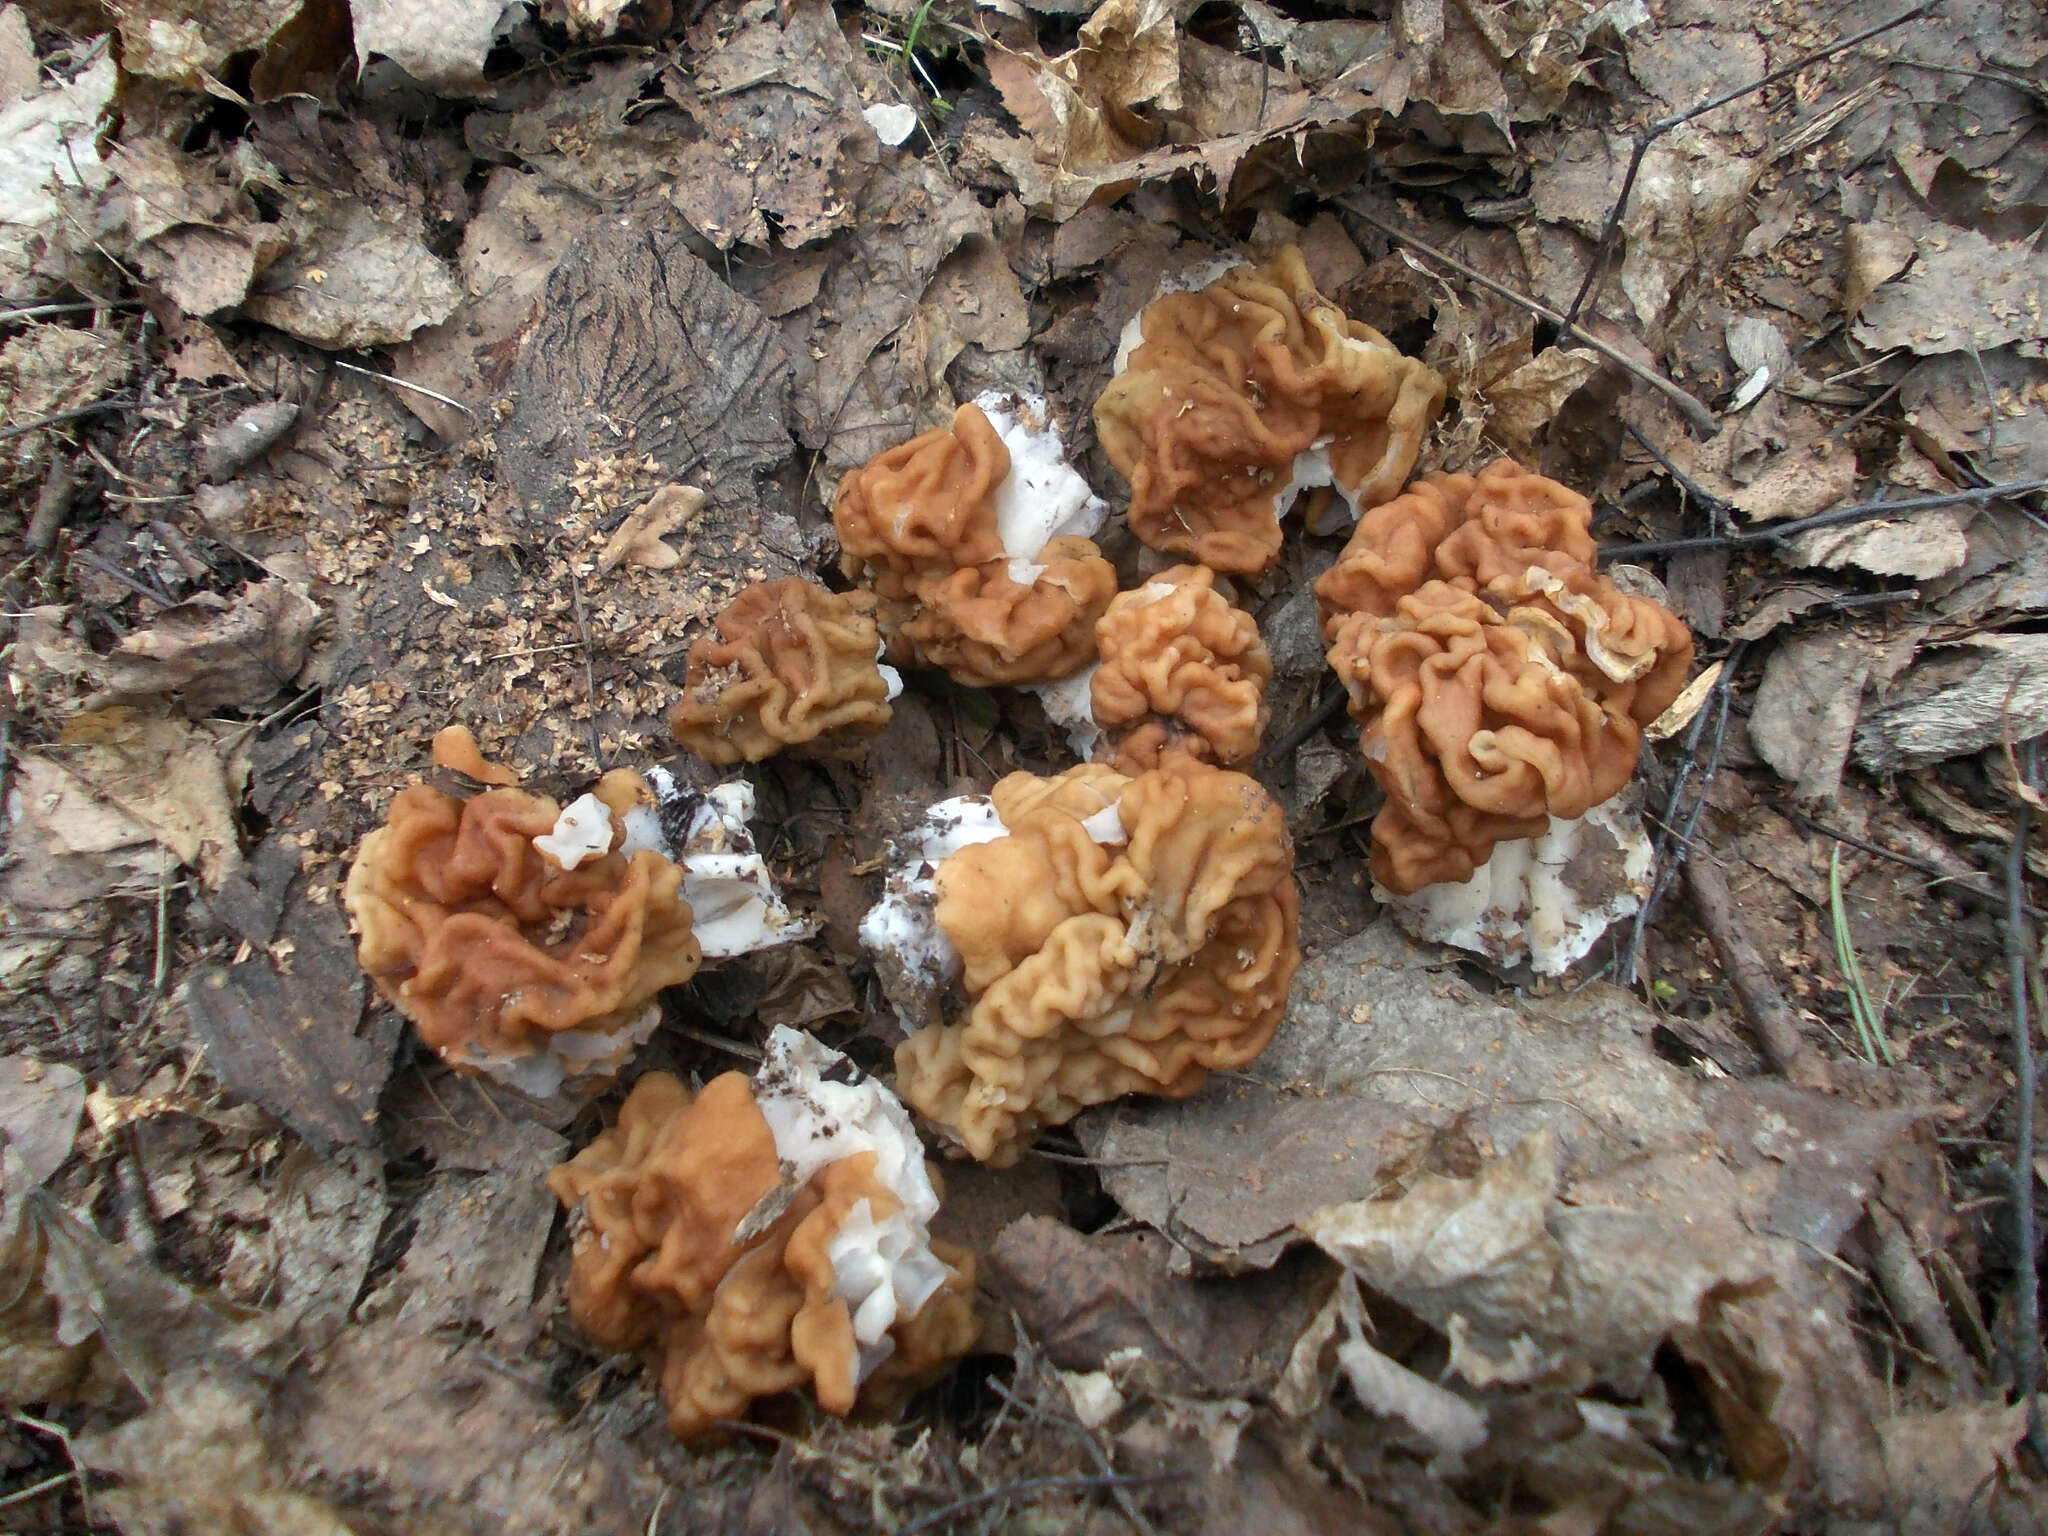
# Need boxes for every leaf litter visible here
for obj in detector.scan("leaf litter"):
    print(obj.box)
[1,0,2047,1530]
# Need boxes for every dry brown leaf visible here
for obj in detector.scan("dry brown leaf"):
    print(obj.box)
[1842,222,1917,319]
[1729,444,1857,523]
[596,483,701,573]
[244,196,461,350]
[1853,223,2048,355]
[349,0,522,91]
[0,42,114,300]
[1790,508,1971,580]
[96,579,320,713]
[1749,629,1878,802]
[1854,633,2048,774]
[100,0,309,84]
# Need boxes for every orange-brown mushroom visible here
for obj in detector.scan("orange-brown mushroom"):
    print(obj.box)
[343,728,702,1095]
[1313,460,1694,903]
[668,578,896,765]
[1095,246,1445,575]
[547,1028,979,1440]
[834,395,1116,688]
[888,759,1300,1165]
[1089,564,1272,773]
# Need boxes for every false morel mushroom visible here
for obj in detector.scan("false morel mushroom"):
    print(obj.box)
[546,1027,979,1439]
[668,577,898,765]
[874,760,1300,1165]
[834,394,1117,688]
[1314,459,1694,971]
[1094,245,1446,575]
[343,728,703,1096]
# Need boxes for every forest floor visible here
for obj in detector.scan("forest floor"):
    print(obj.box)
[1,0,2047,1530]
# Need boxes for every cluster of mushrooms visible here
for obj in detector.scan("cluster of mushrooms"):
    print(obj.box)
[342,246,1694,1439]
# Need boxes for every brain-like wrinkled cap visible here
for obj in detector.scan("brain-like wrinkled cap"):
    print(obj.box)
[1095,245,1446,575]
[342,728,703,1094]
[1313,460,1694,895]
[834,402,1116,688]
[1090,564,1272,774]
[669,579,894,765]
[546,1037,979,1440]
[894,760,1300,1165]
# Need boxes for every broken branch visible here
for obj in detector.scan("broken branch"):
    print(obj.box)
[1338,198,1721,437]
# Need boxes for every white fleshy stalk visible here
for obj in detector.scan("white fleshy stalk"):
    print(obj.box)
[626,769,817,959]
[974,390,1107,562]
[753,1026,952,1382]
[858,796,1008,1033]
[1378,799,1654,976]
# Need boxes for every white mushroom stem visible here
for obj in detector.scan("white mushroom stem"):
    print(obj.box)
[1378,799,1654,977]
[859,796,1008,1033]
[753,1027,952,1383]
[974,390,1107,559]
[624,770,816,959]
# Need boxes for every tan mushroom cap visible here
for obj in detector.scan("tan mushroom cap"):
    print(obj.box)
[342,728,702,1078]
[834,403,1117,687]
[1095,244,1445,575]
[1091,564,1273,773]
[1314,461,1695,895]
[546,1071,979,1440]
[894,758,1300,1165]
[669,577,894,765]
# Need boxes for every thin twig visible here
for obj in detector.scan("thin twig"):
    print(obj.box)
[0,396,133,446]
[0,300,136,323]
[332,359,474,415]
[1625,422,1729,538]
[898,1473,1174,1536]
[1338,198,1720,436]
[1685,851,1828,1086]
[1562,3,1933,328]
[1864,1202,1978,1392]
[1620,639,1744,982]
[1602,477,2048,560]
[2003,740,2045,1462]
[1260,684,1349,767]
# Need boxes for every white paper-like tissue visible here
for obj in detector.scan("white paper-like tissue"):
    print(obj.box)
[623,768,816,959]
[462,1002,664,1100]
[533,793,614,870]
[753,1026,951,1381]
[859,796,1008,1032]
[974,390,1106,560]
[1030,663,1102,760]
[1379,798,1654,976]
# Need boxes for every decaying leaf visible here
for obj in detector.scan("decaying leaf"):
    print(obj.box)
[1749,629,1880,803]
[349,0,525,91]
[1842,222,1917,319]
[986,1217,1336,1398]
[666,0,877,251]
[0,1055,85,1192]
[6,708,247,902]
[100,0,311,85]
[244,196,462,350]
[1854,632,2048,774]
[1852,221,2048,355]
[1790,507,1971,580]
[0,40,115,298]
[96,579,321,713]
[266,1145,386,1344]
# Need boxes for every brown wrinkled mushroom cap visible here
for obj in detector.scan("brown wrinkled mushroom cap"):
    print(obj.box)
[343,728,702,1079]
[833,401,1008,600]
[899,536,1118,688]
[834,403,1116,687]
[668,578,893,765]
[894,759,1300,1165]
[1313,460,1694,895]
[1091,564,1272,773]
[546,1071,979,1440]
[1095,245,1445,575]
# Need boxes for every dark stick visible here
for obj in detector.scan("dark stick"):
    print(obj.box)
[1620,639,1744,982]
[24,453,77,555]
[1336,198,1721,436]
[1685,852,1829,1087]
[1562,3,1933,329]
[0,397,133,447]
[1624,421,1730,537]
[1261,683,1350,767]
[1601,477,2048,561]
[2003,744,2045,1462]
